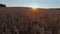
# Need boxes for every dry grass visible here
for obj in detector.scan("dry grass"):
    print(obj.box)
[0,7,60,34]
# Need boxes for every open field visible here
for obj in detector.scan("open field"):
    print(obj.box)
[0,7,60,34]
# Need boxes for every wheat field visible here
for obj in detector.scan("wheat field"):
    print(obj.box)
[0,7,60,34]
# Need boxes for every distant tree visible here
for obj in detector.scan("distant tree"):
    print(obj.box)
[50,8,60,10]
[55,8,60,10]
[0,4,6,7]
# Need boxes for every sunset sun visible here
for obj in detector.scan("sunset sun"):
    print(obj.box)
[32,6,37,9]
[30,5,37,9]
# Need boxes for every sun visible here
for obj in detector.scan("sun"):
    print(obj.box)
[32,7,37,9]
[30,6,37,9]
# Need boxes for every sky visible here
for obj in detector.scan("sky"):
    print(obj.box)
[0,0,60,8]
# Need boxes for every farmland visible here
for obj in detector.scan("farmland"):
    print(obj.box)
[0,7,60,34]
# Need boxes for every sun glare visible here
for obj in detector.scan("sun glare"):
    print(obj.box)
[30,6,37,9]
